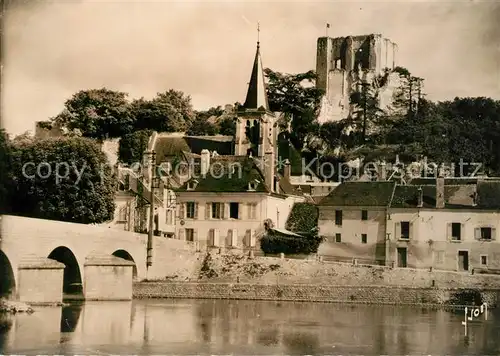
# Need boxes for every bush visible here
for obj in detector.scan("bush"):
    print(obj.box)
[260,233,323,255]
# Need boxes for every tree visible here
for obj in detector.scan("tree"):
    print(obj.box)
[349,80,386,144]
[0,129,10,213]
[186,116,218,135]
[391,67,425,119]
[118,130,153,164]
[51,88,134,140]
[264,69,324,150]
[132,89,195,132]
[8,137,116,224]
[217,116,236,136]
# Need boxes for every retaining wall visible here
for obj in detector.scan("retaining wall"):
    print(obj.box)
[133,282,500,308]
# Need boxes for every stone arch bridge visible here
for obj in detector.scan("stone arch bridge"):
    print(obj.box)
[0,215,198,303]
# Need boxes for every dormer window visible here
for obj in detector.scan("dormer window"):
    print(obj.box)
[248,179,259,191]
[187,179,199,191]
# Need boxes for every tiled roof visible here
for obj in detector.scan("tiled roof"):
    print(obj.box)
[319,181,396,207]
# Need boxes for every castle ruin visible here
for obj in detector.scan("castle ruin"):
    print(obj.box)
[316,34,401,123]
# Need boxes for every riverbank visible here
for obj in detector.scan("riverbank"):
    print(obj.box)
[135,252,500,307]
[0,299,34,313]
[133,281,500,308]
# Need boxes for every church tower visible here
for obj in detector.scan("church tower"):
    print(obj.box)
[235,34,278,192]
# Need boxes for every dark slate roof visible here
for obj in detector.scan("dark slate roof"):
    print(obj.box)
[319,181,396,206]
[476,181,500,209]
[175,154,303,196]
[409,177,483,185]
[177,156,269,193]
[154,135,234,163]
[277,137,304,176]
[154,136,191,163]
[184,136,234,155]
[390,185,435,209]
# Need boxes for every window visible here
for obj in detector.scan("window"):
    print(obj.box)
[247,203,257,220]
[229,202,239,219]
[400,221,410,239]
[248,180,259,191]
[361,210,368,221]
[166,210,173,225]
[185,228,194,242]
[475,227,496,241]
[451,223,461,241]
[481,255,488,266]
[335,233,341,243]
[186,202,196,219]
[481,227,492,240]
[361,234,367,244]
[187,179,198,191]
[335,210,342,226]
[435,251,445,265]
[211,202,224,219]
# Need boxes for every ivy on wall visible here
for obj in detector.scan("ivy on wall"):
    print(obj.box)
[285,203,319,233]
[260,203,322,255]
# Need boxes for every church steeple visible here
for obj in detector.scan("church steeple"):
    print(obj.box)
[243,24,269,111]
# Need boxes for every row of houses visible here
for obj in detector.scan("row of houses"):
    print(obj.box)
[317,177,500,272]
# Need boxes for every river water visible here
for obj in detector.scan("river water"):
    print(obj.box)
[0,299,499,355]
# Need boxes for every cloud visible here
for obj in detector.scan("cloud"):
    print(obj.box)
[2,0,499,136]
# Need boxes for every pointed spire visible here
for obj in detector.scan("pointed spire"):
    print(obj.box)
[243,23,269,110]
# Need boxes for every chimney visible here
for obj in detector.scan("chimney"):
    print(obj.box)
[283,159,291,180]
[472,184,478,207]
[436,166,445,208]
[200,149,210,177]
[379,161,387,181]
[264,151,275,192]
[417,187,423,208]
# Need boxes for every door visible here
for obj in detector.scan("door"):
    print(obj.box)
[458,251,469,271]
[397,247,407,268]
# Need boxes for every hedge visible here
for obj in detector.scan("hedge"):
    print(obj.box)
[260,233,323,255]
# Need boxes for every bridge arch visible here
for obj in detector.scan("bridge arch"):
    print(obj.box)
[112,249,138,279]
[48,246,83,296]
[0,250,16,298]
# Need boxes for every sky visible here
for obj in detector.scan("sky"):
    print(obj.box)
[2,0,500,136]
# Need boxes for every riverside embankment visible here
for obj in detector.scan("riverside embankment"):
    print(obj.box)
[133,253,500,307]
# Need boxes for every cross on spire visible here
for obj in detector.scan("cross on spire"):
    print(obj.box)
[257,22,260,46]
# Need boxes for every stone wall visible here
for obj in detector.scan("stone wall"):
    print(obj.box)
[133,282,500,307]
[197,253,500,290]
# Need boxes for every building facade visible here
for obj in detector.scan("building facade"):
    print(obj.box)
[318,178,500,272]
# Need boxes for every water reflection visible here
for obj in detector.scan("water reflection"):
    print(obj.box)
[0,299,499,355]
